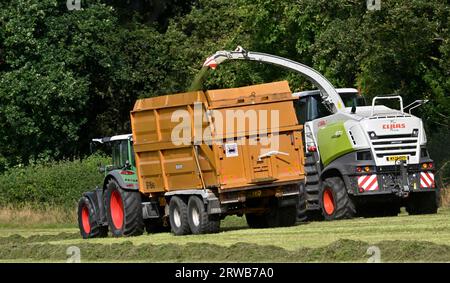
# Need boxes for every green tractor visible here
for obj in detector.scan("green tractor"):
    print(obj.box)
[78,134,163,238]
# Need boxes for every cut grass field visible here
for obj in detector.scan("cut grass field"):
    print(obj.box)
[0,207,449,262]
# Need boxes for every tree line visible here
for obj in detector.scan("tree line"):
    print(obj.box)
[0,0,449,178]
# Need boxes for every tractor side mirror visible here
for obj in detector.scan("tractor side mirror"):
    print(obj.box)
[125,160,131,169]
[98,163,106,173]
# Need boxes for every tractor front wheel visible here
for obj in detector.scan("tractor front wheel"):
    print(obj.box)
[105,179,144,237]
[77,196,108,239]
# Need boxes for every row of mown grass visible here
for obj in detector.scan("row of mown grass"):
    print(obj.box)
[1,232,449,262]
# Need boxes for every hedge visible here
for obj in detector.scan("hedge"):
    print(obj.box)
[0,155,110,210]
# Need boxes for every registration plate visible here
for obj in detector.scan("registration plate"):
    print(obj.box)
[386,155,408,162]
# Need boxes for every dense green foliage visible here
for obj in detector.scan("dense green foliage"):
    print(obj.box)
[0,0,449,180]
[0,154,109,208]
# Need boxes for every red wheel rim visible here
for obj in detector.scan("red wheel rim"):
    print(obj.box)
[110,190,124,230]
[323,188,335,215]
[81,205,91,234]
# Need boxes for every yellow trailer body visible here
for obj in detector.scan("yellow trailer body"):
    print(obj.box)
[131,81,304,197]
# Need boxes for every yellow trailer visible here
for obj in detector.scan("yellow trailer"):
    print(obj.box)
[130,80,305,234]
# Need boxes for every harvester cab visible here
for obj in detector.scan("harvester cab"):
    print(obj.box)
[203,46,438,220]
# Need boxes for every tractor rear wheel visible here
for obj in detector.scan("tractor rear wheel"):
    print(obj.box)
[320,177,356,220]
[77,196,108,239]
[169,196,191,235]
[105,179,144,237]
[406,192,438,215]
[187,196,220,234]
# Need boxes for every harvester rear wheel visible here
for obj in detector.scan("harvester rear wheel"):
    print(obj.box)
[187,196,220,234]
[297,183,307,222]
[406,192,438,215]
[77,196,108,239]
[320,177,355,220]
[105,179,144,237]
[169,196,191,235]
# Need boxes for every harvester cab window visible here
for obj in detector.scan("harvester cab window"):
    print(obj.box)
[340,93,366,108]
[294,99,307,125]
[308,95,332,121]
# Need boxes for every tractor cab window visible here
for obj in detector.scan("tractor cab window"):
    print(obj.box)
[112,140,130,168]
[129,142,136,167]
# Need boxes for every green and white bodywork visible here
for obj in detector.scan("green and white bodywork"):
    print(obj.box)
[204,47,438,219]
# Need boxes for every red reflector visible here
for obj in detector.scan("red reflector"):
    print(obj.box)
[120,170,134,175]
[307,146,317,152]
[359,188,364,193]
[126,184,135,187]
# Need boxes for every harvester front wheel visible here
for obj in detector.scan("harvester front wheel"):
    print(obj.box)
[406,192,438,215]
[187,196,220,234]
[105,179,144,237]
[169,196,191,235]
[320,177,355,220]
[77,196,108,239]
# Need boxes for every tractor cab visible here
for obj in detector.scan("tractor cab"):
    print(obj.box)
[91,134,135,174]
[293,88,366,124]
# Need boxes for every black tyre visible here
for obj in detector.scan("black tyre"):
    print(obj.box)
[277,205,297,227]
[297,182,307,222]
[406,192,438,215]
[304,152,321,211]
[245,213,270,228]
[320,177,356,220]
[187,196,220,234]
[358,204,399,218]
[104,179,144,237]
[77,196,108,239]
[169,196,191,235]
[144,218,170,234]
[246,204,297,228]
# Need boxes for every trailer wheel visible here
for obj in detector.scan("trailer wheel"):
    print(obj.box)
[187,196,220,234]
[245,213,269,228]
[406,192,438,215]
[297,183,307,222]
[246,204,297,228]
[278,205,297,227]
[169,196,191,235]
[105,179,144,237]
[77,196,108,239]
[144,219,170,234]
[320,177,355,220]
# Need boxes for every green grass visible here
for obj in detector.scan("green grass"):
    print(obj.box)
[1,208,450,262]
